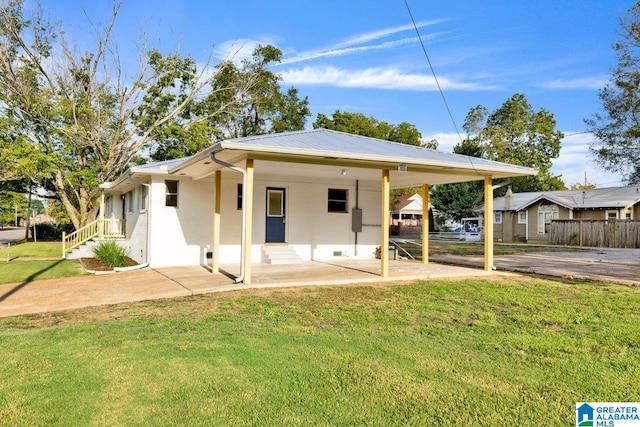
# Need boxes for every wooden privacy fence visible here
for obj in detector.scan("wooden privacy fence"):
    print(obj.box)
[549,219,640,248]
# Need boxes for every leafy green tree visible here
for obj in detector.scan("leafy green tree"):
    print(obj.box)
[0,1,253,229]
[473,94,565,193]
[586,1,640,184]
[0,185,27,226]
[431,94,564,222]
[198,45,311,141]
[430,138,484,222]
[313,110,430,147]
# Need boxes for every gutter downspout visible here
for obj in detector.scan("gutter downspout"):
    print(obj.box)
[115,176,151,272]
[211,152,246,284]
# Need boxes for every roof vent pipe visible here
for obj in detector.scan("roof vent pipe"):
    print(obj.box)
[210,152,246,284]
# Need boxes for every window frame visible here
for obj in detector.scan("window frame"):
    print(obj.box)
[493,211,502,224]
[327,188,348,213]
[139,185,148,211]
[517,211,527,224]
[165,180,179,207]
[127,190,134,213]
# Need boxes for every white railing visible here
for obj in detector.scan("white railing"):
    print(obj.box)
[62,218,126,257]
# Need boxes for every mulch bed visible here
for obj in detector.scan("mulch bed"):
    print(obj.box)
[80,257,139,272]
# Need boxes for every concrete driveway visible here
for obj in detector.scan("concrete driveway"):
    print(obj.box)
[431,247,640,287]
[1,247,638,319]
[0,259,501,318]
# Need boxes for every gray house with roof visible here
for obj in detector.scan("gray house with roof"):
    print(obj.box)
[94,129,535,283]
[484,186,640,243]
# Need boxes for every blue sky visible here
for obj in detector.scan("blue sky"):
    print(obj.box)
[36,0,634,187]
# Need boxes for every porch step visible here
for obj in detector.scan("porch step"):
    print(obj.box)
[262,245,303,265]
[66,238,125,259]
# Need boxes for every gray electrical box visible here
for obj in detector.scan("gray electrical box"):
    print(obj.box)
[352,208,362,232]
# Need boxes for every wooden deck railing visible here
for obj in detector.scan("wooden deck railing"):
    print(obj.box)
[62,218,126,257]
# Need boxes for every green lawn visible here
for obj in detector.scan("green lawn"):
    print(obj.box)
[0,241,62,259]
[0,259,85,284]
[1,277,638,426]
[0,242,84,284]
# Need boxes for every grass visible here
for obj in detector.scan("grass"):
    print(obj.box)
[0,241,62,259]
[393,239,586,258]
[1,276,639,426]
[0,259,85,284]
[0,242,84,285]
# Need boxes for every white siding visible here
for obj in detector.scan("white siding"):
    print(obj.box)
[119,167,384,268]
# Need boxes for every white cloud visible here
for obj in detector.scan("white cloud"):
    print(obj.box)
[215,37,280,63]
[331,19,448,49]
[538,76,609,90]
[424,132,462,152]
[279,37,429,65]
[280,65,496,91]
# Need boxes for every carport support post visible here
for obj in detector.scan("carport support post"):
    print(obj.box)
[422,184,429,264]
[243,159,254,284]
[380,169,390,277]
[484,176,494,271]
[212,170,221,274]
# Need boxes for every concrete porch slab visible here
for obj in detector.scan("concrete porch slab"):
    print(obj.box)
[0,260,501,318]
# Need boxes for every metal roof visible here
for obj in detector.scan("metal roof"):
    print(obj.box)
[103,129,538,190]
[214,129,536,173]
[491,186,640,211]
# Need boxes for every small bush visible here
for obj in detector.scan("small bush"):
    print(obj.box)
[92,241,129,268]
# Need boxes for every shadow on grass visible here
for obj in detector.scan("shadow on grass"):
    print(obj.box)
[0,259,65,303]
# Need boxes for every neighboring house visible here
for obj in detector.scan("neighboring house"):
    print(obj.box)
[390,193,436,235]
[93,129,535,283]
[391,193,428,225]
[481,186,640,243]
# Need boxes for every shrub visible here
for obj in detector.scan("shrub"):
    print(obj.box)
[92,241,129,268]
[33,222,74,241]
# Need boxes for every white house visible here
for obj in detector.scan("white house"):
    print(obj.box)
[93,129,536,283]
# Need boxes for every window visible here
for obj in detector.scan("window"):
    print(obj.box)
[328,188,348,213]
[106,196,113,216]
[139,185,148,211]
[165,180,178,207]
[517,211,527,224]
[127,190,134,213]
[493,211,502,224]
[237,183,243,210]
[605,210,619,220]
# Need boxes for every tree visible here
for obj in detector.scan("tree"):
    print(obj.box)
[0,1,253,229]
[586,2,640,185]
[473,94,565,193]
[312,110,431,147]
[430,138,484,222]
[431,95,565,222]
[199,45,311,141]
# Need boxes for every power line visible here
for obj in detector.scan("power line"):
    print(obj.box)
[403,0,463,145]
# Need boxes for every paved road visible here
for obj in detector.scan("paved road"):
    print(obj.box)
[431,247,640,287]
[0,228,25,245]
